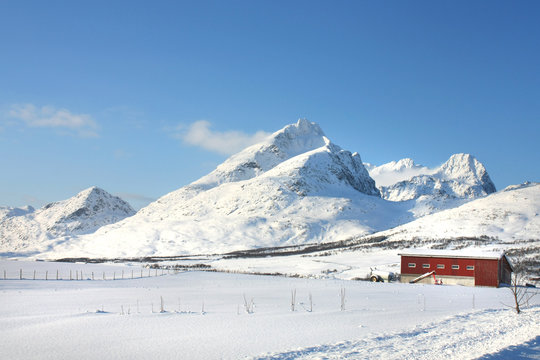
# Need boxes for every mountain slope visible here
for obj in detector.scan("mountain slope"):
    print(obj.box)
[0,187,135,255]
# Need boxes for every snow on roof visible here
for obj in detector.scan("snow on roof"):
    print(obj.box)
[398,248,507,260]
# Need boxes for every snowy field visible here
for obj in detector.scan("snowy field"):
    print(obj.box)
[1,260,539,359]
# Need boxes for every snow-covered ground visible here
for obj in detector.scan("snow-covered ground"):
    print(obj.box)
[1,260,538,359]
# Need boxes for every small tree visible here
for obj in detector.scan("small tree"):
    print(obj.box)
[291,289,296,312]
[506,262,538,314]
[340,287,346,311]
[243,294,254,314]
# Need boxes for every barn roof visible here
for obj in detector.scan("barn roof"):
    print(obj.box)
[398,249,508,261]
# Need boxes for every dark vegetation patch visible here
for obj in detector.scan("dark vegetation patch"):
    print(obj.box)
[53,235,539,278]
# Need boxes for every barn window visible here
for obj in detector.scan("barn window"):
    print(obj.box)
[466,265,474,270]
[422,264,430,268]
[408,263,416,268]
[452,265,459,270]
[437,264,445,269]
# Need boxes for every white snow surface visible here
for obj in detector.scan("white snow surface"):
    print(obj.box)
[0,187,135,256]
[0,260,538,360]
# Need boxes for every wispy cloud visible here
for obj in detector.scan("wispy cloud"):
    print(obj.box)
[114,149,132,160]
[8,104,99,137]
[174,120,271,155]
[116,192,156,210]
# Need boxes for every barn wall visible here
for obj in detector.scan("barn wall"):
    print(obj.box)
[499,257,512,285]
[401,255,507,287]
[401,256,476,277]
[474,259,499,287]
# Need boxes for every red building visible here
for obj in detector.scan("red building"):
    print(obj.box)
[399,250,513,287]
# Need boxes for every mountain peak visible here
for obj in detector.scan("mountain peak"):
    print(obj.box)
[191,119,329,190]
[396,158,415,168]
[286,118,324,137]
[270,118,327,155]
[77,186,105,199]
[0,187,136,255]
[439,153,478,177]
[41,187,135,224]
[439,153,496,192]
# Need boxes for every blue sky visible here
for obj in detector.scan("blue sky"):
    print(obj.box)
[1,1,539,209]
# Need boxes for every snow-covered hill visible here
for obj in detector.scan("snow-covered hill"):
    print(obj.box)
[371,182,540,245]
[0,187,135,255]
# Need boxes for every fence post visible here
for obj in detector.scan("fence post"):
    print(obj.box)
[3,270,5,280]
[33,270,36,280]
[92,272,94,280]
[46,271,48,280]
[56,270,59,280]
[20,269,22,280]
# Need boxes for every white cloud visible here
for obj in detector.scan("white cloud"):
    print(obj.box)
[8,104,99,137]
[369,167,436,187]
[175,120,271,155]
[115,192,156,210]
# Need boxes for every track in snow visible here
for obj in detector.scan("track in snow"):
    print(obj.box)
[255,306,540,360]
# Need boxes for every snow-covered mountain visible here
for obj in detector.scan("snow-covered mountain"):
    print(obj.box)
[3,119,534,261]
[37,119,409,258]
[0,187,135,255]
[375,154,496,202]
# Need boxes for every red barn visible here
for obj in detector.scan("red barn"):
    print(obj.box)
[399,249,513,287]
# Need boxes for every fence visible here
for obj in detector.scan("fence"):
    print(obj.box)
[1,267,179,281]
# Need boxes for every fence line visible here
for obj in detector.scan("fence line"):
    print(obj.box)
[0,268,178,281]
